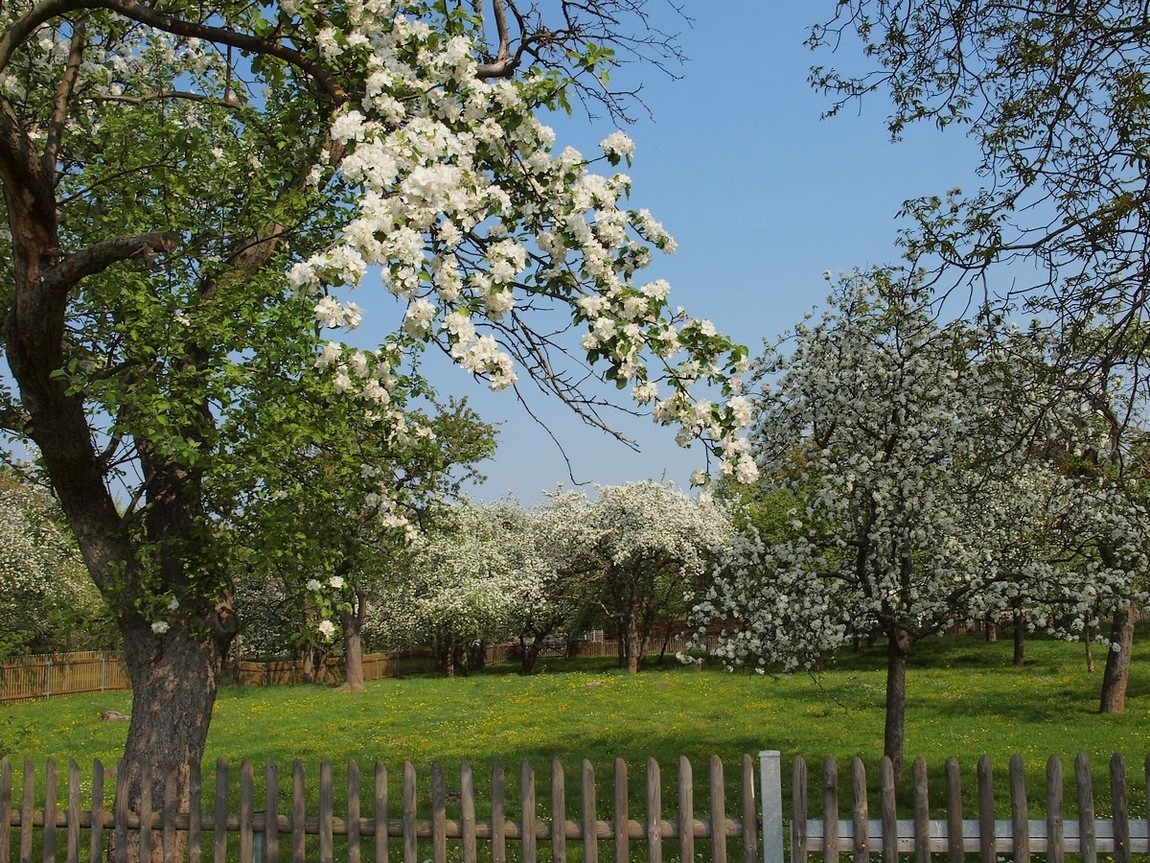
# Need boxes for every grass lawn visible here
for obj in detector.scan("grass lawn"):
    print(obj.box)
[3,631,1149,819]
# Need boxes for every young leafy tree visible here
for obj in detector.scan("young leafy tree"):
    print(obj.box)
[694,271,1145,777]
[0,0,755,830]
[218,386,497,691]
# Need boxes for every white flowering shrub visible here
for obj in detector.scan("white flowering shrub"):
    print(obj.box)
[534,481,733,672]
[691,271,1147,770]
[0,472,111,659]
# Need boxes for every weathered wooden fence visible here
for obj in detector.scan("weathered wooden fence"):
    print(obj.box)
[0,651,442,703]
[7,752,1150,862]
[0,653,130,703]
[0,753,766,863]
[791,752,1150,863]
[1,635,715,703]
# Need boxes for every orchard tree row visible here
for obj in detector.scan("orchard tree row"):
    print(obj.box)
[232,480,732,679]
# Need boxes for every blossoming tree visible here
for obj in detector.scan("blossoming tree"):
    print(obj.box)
[376,498,529,676]
[0,0,755,826]
[0,466,109,659]
[692,272,1146,777]
[552,481,734,673]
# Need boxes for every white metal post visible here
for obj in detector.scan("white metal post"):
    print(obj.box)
[759,750,784,863]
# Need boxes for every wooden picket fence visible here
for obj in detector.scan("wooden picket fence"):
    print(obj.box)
[791,752,1150,863]
[8,751,1150,862]
[0,753,763,863]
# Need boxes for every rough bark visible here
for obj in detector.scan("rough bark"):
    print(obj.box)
[884,627,911,782]
[119,620,230,860]
[339,583,368,692]
[1099,604,1138,713]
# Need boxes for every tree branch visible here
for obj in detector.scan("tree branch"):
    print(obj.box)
[0,0,346,104]
[41,231,180,296]
[42,20,85,182]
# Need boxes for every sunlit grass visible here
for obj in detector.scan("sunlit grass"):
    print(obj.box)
[3,631,1148,818]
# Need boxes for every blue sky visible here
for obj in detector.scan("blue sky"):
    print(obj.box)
[396,3,987,502]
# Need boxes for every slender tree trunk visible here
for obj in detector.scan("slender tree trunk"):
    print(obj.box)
[1084,625,1096,673]
[340,612,365,692]
[339,583,368,693]
[884,627,911,782]
[623,610,640,674]
[985,620,998,643]
[1100,605,1138,714]
[1012,607,1025,667]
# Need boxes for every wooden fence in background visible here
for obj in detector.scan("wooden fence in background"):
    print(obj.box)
[0,651,443,703]
[791,752,1150,863]
[1,633,710,703]
[0,753,763,863]
[0,653,130,704]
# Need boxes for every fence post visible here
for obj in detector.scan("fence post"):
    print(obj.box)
[759,751,784,863]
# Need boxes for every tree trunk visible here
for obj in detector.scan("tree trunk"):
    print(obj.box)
[119,620,229,861]
[1084,625,1096,673]
[985,619,997,643]
[884,627,911,782]
[520,633,545,675]
[339,584,368,693]
[1100,605,1138,713]
[623,611,640,674]
[1012,607,1025,667]
[340,612,365,692]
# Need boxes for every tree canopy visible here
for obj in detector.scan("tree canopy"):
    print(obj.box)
[811,1,1150,377]
[0,0,754,823]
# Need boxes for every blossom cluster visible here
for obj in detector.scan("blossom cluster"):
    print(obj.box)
[267,2,755,491]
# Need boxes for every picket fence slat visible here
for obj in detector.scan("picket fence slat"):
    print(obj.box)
[611,759,625,863]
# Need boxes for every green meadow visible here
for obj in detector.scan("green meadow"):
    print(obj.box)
[3,632,1149,817]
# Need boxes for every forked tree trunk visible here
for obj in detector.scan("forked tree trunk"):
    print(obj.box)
[884,627,911,782]
[1100,605,1139,714]
[339,584,368,692]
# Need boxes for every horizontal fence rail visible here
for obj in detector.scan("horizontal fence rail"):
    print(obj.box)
[0,753,763,863]
[792,753,1150,863]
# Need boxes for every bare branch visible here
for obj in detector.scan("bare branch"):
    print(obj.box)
[42,20,84,182]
